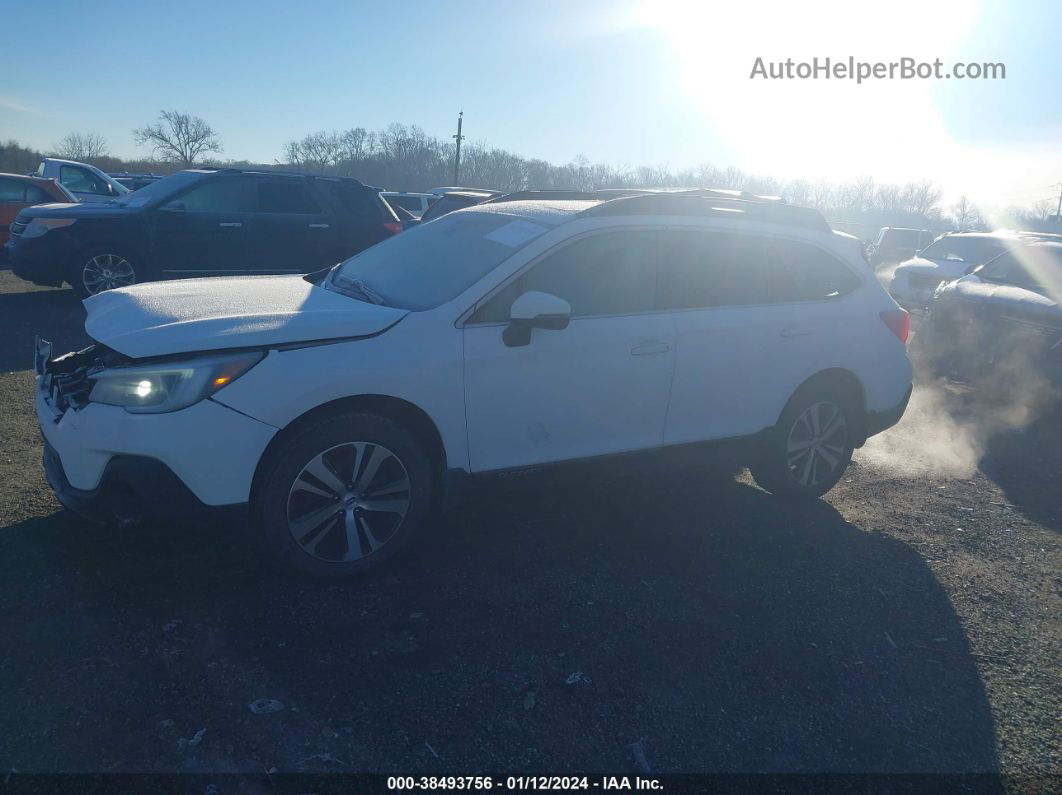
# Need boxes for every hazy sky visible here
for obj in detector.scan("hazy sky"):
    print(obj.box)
[2,0,1059,210]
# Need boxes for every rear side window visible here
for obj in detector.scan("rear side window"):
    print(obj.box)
[177,178,256,213]
[258,181,322,214]
[24,184,51,204]
[0,178,25,201]
[771,239,861,302]
[657,230,770,310]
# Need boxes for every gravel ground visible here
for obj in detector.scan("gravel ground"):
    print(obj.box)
[0,268,1058,782]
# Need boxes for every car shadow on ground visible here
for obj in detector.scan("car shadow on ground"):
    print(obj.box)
[0,467,999,776]
[0,287,89,374]
[982,401,1062,534]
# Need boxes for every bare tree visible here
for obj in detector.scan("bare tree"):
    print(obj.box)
[1030,198,1054,221]
[52,132,108,162]
[133,111,221,167]
[950,195,984,229]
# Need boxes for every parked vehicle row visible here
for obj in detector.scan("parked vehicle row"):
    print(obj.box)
[34,189,913,578]
[8,167,402,297]
[867,226,939,269]
[888,230,1062,309]
[918,239,1061,392]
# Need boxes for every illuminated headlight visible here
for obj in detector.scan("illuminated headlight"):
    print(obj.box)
[21,218,77,239]
[88,351,264,413]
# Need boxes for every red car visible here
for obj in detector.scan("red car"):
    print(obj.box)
[0,173,75,248]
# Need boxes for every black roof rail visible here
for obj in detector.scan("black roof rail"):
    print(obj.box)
[483,189,651,204]
[196,167,366,185]
[579,192,830,232]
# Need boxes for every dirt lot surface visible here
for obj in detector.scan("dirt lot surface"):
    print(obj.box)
[0,268,1059,784]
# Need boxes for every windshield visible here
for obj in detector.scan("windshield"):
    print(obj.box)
[920,236,1008,264]
[977,245,1062,295]
[329,211,550,310]
[119,172,200,208]
[885,229,923,247]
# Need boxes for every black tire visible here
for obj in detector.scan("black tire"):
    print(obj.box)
[69,248,141,299]
[750,387,857,499]
[253,412,434,579]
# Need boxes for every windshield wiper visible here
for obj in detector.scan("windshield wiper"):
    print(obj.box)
[335,277,385,305]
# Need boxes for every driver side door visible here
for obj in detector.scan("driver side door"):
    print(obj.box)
[462,228,675,473]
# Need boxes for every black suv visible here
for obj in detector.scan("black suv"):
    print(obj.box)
[7,168,401,297]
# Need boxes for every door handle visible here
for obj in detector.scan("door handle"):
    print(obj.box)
[218,222,242,228]
[308,223,330,229]
[780,325,813,338]
[630,342,671,356]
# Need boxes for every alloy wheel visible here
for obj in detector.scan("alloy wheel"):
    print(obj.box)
[785,401,847,488]
[82,254,136,294]
[286,442,411,563]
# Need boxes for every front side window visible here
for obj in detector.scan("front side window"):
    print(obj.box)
[473,230,658,323]
[60,165,108,195]
[177,178,256,213]
[657,230,770,310]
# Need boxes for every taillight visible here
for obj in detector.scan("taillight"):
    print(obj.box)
[880,309,910,344]
[383,221,402,235]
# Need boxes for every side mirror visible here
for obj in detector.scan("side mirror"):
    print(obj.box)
[160,201,186,213]
[503,291,571,347]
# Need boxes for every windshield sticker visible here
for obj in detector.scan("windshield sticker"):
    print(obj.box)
[483,220,548,248]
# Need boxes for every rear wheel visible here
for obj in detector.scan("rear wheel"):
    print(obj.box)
[750,389,856,499]
[70,249,139,298]
[254,412,434,579]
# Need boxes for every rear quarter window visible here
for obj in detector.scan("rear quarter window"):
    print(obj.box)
[771,239,861,302]
[327,183,382,218]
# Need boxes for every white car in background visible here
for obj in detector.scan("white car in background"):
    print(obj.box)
[380,191,435,218]
[888,231,1051,309]
[36,158,130,203]
[35,190,913,579]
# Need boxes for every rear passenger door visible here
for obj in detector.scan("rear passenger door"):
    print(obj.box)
[659,228,795,444]
[660,230,864,445]
[250,180,336,273]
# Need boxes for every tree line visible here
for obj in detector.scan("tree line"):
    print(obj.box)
[2,110,1058,236]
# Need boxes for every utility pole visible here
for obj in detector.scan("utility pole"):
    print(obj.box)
[452,111,465,185]
[1055,180,1062,224]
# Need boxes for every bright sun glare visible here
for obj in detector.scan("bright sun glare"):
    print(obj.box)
[630,0,979,188]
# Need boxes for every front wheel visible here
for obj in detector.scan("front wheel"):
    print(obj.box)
[254,412,434,579]
[750,390,855,499]
[70,249,140,298]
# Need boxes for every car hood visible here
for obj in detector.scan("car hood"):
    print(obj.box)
[18,201,133,219]
[84,275,409,358]
[953,275,1061,320]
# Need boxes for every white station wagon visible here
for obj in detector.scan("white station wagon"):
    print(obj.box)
[35,190,913,578]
